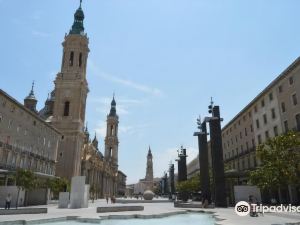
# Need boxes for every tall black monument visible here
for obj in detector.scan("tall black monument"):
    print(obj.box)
[194,116,211,203]
[207,100,227,207]
[177,146,187,182]
[169,163,175,197]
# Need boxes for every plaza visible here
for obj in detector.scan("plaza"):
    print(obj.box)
[0,0,300,225]
[0,199,300,225]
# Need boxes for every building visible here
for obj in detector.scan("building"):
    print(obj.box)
[133,147,155,194]
[81,97,122,198]
[188,56,300,205]
[0,2,126,202]
[117,170,127,196]
[0,88,61,206]
[48,2,89,180]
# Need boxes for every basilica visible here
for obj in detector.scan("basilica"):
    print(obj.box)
[0,1,125,205]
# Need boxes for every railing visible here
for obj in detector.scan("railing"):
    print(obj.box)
[0,141,55,164]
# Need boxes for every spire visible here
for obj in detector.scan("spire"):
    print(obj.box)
[92,132,98,148]
[148,146,152,156]
[109,94,117,116]
[24,81,38,112]
[70,0,85,35]
[25,81,36,100]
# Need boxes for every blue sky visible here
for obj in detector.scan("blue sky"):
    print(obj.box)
[1,0,300,184]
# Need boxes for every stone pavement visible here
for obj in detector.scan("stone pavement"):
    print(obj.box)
[0,199,299,225]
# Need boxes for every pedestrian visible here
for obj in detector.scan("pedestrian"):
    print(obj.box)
[106,195,109,204]
[5,194,11,210]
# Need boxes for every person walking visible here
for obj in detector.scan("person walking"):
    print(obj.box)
[106,195,109,204]
[5,194,12,210]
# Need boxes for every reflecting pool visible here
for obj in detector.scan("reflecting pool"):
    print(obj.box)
[45,213,214,225]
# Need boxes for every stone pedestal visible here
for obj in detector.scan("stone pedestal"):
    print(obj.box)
[58,192,69,208]
[69,176,89,209]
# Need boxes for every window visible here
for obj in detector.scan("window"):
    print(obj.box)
[261,99,265,107]
[254,105,257,113]
[278,85,283,93]
[273,126,278,136]
[257,135,262,144]
[271,108,276,119]
[248,111,252,118]
[110,125,114,136]
[63,101,70,116]
[265,130,269,140]
[292,94,298,105]
[79,53,82,67]
[263,114,267,124]
[69,51,74,66]
[8,119,12,129]
[281,102,286,113]
[246,142,249,150]
[250,124,253,132]
[240,132,242,139]
[245,127,247,136]
[256,119,260,129]
[289,76,294,85]
[269,92,273,101]
[284,120,289,133]
[252,139,255,148]
[296,114,300,131]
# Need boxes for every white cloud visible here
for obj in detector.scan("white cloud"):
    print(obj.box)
[95,121,107,138]
[88,60,164,97]
[31,10,43,20]
[89,96,144,116]
[32,30,50,38]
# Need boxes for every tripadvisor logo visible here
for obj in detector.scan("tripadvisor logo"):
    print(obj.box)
[235,201,250,216]
[234,201,300,216]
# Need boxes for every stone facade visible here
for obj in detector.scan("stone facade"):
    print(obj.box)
[0,89,60,178]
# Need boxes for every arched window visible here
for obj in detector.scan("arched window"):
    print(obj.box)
[110,147,113,158]
[79,53,82,67]
[64,101,70,116]
[110,125,114,136]
[69,51,74,66]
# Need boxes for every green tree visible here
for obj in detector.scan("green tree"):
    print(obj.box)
[48,178,69,199]
[176,173,200,193]
[250,131,300,191]
[14,169,37,208]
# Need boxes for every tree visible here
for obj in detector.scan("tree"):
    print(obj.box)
[176,173,200,194]
[48,178,70,199]
[250,131,300,191]
[14,169,37,208]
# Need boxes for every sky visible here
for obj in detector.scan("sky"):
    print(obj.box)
[1,0,300,184]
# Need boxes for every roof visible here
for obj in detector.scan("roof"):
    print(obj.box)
[0,89,61,135]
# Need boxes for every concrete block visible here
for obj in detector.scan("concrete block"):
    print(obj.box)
[97,206,144,213]
[58,192,69,208]
[69,176,89,209]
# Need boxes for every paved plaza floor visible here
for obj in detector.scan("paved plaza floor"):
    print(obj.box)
[0,199,299,225]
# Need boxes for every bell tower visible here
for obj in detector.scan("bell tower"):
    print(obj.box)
[104,96,119,171]
[145,146,154,190]
[52,1,89,179]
